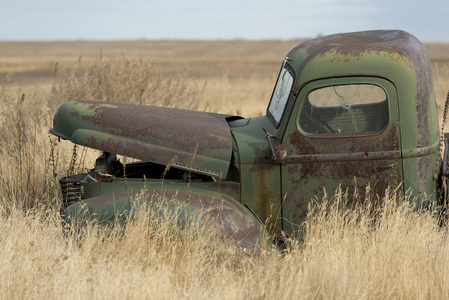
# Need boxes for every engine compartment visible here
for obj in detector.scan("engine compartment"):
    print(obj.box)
[59,151,215,208]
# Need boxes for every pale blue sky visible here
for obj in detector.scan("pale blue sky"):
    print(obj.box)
[1,0,448,41]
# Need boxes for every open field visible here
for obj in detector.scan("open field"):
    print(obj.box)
[0,40,305,117]
[1,39,449,116]
[1,39,449,299]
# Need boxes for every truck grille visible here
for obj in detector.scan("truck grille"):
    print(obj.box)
[59,174,87,207]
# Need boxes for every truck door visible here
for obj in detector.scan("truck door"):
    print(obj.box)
[281,77,402,233]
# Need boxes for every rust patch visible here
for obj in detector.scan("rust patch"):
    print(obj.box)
[291,30,414,61]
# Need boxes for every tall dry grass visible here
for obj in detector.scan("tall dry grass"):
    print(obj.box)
[0,78,59,210]
[0,189,448,298]
[49,57,204,110]
[0,52,448,298]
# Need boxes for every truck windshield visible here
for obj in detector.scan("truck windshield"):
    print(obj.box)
[268,63,294,126]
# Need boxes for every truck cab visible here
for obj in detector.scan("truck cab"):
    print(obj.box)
[231,30,440,233]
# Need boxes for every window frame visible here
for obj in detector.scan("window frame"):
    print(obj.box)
[296,77,396,138]
[267,60,295,128]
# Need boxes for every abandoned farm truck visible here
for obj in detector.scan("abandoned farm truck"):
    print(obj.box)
[50,30,449,249]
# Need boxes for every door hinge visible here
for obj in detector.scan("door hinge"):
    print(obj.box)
[291,89,299,98]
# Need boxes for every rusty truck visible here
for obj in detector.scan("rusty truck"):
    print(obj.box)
[50,30,448,249]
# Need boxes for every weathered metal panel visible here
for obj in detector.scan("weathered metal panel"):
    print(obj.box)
[65,182,269,250]
[50,100,235,179]
[230,115,283,234]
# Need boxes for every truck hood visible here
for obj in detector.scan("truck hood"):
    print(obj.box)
[50,100,237,179]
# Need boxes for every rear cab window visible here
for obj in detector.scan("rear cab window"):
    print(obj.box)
[299,83,389,135]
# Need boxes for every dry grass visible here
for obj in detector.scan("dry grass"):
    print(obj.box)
[50,58,203,110]
[0,39,449,299]
[1,189,449,299]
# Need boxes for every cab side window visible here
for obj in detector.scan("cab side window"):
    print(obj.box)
[299,84,389,135]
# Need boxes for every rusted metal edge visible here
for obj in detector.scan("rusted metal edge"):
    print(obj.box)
[283,141,439,164]
[402,141,440,158]
[286,150,400,163]
[171,162,220,178]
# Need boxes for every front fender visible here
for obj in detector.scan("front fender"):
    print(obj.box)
[64,189,270,250]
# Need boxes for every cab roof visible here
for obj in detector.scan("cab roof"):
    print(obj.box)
[286,30,438,150]
[287,30,431,88]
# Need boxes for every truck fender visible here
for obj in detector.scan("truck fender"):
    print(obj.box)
[64,189,271,250]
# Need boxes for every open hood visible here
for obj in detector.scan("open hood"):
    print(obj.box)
[50,100,236,179]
